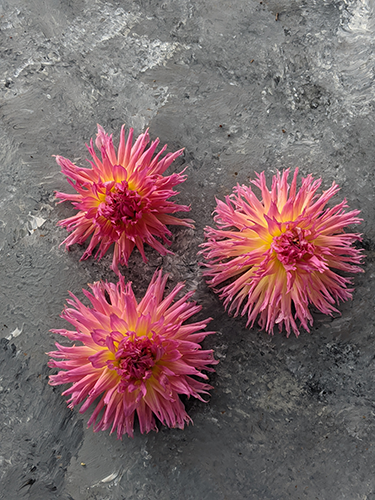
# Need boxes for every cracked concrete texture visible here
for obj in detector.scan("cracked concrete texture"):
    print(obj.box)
[0,0,375,498]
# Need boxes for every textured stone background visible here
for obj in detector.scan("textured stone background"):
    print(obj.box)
[1,0,375,498]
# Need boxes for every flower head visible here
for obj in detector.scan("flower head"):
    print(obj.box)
[200,169,363,337]
[56,125,194,273]
[48,271,217,438]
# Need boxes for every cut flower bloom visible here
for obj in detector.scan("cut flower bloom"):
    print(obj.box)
[201,169,363,337]
[48,271,217,438]
[56,125,193,273]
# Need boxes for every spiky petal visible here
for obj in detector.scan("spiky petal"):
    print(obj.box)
[200,169,364,337]
[56,125,194,273]
[48,271,217,438]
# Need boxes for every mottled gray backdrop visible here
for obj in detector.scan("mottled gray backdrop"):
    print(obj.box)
[0,0,375,499]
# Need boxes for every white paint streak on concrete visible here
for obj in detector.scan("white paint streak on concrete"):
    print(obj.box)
[60,6,141,52]
[126,35,180,73]
[1,3,184,107]
[91,469,125,488]
[100,471,118,483]
[27,213,46,234]
[13,58,36,78]
[6,324,23,341]
[335,0,375,115]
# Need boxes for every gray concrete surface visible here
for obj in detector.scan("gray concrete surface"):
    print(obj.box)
[1,0,375,498]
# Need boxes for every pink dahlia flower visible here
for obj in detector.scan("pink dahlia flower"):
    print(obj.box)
[56,125,193,273]
[201,169,364,337]
[48,271,217,438]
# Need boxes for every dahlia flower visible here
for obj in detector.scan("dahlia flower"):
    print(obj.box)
[56,125,193,273]
[48,271,217,438]
[201,169,363,337]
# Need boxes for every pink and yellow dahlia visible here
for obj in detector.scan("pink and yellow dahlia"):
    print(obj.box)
[48,271,217,438]
[56,125,193,273]
[201,169,363,337]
